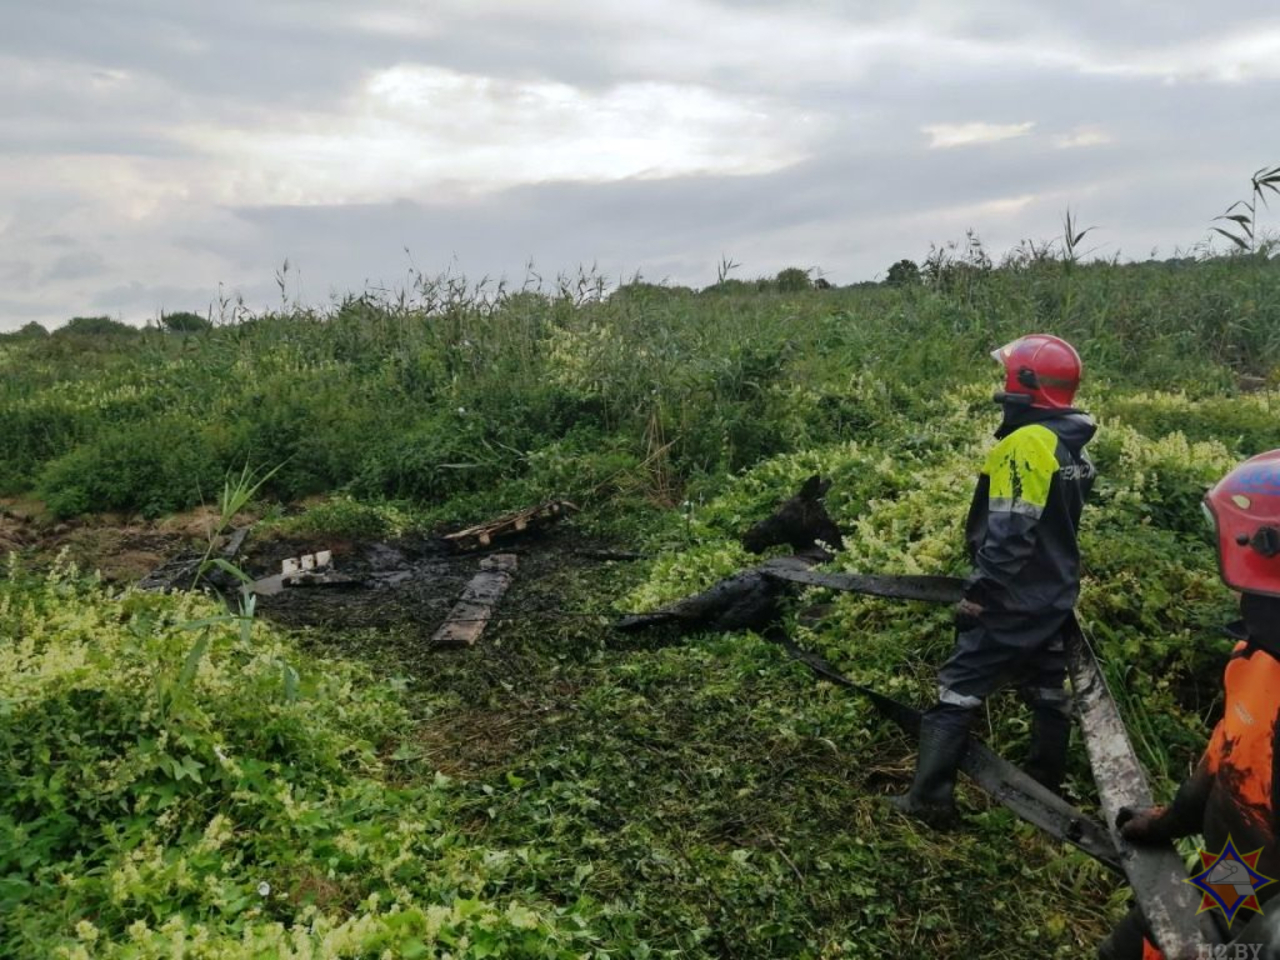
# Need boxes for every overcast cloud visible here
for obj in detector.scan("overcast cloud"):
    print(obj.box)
[0,0,1277,329]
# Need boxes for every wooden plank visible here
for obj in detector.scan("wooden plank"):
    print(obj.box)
[1067,622,1211,959]
[431,554,518,648]
[443,500,578,551]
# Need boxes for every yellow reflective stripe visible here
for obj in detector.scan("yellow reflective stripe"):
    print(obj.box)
[984,424,1059,511]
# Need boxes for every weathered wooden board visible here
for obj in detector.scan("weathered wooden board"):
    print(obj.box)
[443,501,577,552]
[431,554,518,648]
[1067,622,1211,959]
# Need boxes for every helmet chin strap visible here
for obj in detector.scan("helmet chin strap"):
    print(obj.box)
[992,391,1033,406]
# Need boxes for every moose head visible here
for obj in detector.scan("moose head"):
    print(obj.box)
[741,475,845,556]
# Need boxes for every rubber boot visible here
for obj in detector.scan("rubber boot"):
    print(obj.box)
[1023,702,1071,796]
[1096,906,1148,960]
[887,707,972,828]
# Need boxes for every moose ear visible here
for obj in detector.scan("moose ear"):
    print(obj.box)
[799,475,823,499]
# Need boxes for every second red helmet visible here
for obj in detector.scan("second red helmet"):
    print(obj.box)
[991,334,1082,409]
[1205,451,1280,598]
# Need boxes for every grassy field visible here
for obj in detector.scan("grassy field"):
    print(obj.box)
[3,249,1280,957]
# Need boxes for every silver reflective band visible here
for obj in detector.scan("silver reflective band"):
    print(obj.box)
[939,686,982,709]
[989,497,1044,518]
[1033,687,1070,702]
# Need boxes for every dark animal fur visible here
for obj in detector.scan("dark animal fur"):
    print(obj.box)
[741,475,844,554]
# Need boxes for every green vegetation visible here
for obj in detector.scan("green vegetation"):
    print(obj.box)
[3,246,1280,957]
[0,322,50,342]
[884,259,921,287]
[3,252,1279,519]
[55,317,138,338]
[159,312,214,335]
[1,562,596,959]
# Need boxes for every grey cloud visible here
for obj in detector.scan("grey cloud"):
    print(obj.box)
[0,118,195,157]
[0,298,56,321]
[91,279,226,317]
[0,261,34,290]
[1,0,1279,331]
[44,251,107,282]
[4,0,1271,114]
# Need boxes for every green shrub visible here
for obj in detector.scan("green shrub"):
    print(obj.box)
[159,311,212,334]
[885,259,921,286]
[774,267,812,292]
[37,416,230,518]
[0,322,50,341]
[352,412,514,503]
[55,316,137,337]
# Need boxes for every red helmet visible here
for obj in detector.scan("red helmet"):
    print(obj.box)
[1205,451,1280,597]
[991,334,1082,409]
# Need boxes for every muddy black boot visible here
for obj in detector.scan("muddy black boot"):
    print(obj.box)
[1096,906,1148,960]
[887,708,972,828]
[1023,702,1072,795]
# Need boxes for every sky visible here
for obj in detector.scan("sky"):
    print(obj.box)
[1,1,1278,330]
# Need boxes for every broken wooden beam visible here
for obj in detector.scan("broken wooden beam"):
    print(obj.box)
[760,558,965,605]
[1066,622,1211,959]
[139,525,253,593]
[431,553,518,648]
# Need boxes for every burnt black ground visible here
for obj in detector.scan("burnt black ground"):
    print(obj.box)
[239,525,631,647]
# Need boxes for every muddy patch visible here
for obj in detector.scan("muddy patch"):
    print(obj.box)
[0,512,36,556]
[231,527,631,651]
[3,503,263,585]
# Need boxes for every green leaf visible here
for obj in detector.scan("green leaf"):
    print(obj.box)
[391,743,424,761]
[209,558,253,584]
[180,755,205,783]
[1210,227,1249,250]
[178,632,211,687]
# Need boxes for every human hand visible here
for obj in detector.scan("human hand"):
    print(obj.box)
[1115,805,1174,844]
[954,599,984,629]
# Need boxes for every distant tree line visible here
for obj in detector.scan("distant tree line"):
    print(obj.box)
[0,311,213,342]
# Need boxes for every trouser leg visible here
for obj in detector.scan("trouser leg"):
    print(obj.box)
[1018,631,1072,794]
[889,623,1010,825]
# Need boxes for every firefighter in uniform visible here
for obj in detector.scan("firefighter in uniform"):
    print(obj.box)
[890,334,1097,824]
[1100,451,1280,959]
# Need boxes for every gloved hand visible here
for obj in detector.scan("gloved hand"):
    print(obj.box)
[1115,805,1176,844]
[954,599,984,630]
